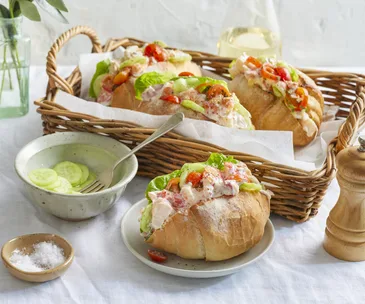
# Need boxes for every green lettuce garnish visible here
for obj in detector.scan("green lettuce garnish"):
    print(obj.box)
[89,59,110,98]
[205,153,237,170]
[134,71,176,100]
[145,169,181,203]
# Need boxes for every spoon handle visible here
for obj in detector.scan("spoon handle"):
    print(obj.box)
[113,112,185,170]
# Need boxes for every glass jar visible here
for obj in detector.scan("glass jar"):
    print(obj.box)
[218,0,281,59]
[0,17,30,119]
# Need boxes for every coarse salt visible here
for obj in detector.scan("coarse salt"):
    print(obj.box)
[9,241,66,272]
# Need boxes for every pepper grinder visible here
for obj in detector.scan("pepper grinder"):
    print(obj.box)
[324,136,365,261]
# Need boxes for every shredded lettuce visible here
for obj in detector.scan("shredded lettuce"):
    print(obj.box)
[89,59,110,98]
[134,71,176,100]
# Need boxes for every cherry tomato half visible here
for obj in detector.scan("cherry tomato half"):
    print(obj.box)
[206,84,231,99]
[160,95,181,104]
[296,87,309,109]
[113,67,131,85]
[144,43,168,62]
[275,67,291,81]
[148,249,167,263]
[166,177,180,192]
[287,87,308,111]
[261,64,280,81]
[178,71,195,77]
[186,172,203,187]
[245,56,262,69]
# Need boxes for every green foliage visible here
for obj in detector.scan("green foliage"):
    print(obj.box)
[0,0,69,23]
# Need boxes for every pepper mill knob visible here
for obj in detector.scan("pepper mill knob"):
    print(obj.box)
[323,136,365,261]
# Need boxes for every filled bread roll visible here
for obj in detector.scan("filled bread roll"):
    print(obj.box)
[228,55,324,146]
[111,72,254,130]
[139,153,271,261]
[88,41,202,107]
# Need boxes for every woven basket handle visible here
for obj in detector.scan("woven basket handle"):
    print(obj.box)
[335,85,365,152]
[46,26,103,95]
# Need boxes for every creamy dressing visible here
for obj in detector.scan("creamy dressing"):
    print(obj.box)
[141,83,251,129]
[147,162,260,231]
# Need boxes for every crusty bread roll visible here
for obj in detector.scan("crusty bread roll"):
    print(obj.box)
[146,191,270,261]
[110,61,201,109]
[229,66,324,146]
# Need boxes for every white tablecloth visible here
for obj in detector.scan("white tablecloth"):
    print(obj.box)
[0,66,364,304]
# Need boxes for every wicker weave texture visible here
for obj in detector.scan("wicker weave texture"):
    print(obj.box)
[35,26,365,222]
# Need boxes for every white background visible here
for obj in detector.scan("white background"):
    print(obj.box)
[0,0,364,66]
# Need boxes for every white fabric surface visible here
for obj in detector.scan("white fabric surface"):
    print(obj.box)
[0,66,364,304]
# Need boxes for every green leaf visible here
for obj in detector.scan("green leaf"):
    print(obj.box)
[18,0,41,21]
[46,0,68,12]
[34,0,68,23]
[13,1,21,17]
[145,170,181,203]
[0,4,11,18]
[205,153,237,170]
[134,71,176,100]
[89,59,110,98]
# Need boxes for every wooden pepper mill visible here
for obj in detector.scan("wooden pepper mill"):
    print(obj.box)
[324,136,365,261]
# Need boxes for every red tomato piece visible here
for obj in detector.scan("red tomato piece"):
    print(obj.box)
[178,71,194,77]
[186,172,203,187]
[160,95,181,104]
[245,56,262,69]
[296,87,309,109]
[113,67,131,85]
[261,64,280,81]
[144,43,167,62]
[147,249,167,263]
[206,84,231,99]
[275,67,291,81]
[166,177,180,192]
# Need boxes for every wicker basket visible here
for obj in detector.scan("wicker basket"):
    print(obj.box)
[35,26,365,222]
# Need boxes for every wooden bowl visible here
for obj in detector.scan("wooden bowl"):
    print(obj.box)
[1,233,74,283]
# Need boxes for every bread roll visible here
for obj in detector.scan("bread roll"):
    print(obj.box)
[147,191,270,261]
[228,56,324,146]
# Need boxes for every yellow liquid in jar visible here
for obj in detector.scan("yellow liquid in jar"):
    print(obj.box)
[217,27,282,59]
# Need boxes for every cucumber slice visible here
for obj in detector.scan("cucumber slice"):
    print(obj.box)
[29,168,58,187]
[53,177,72,194]
[93,73,108,98]
[140,204,153,233]
[120,56,147,69]
[181,100,205,114]
[75,163,90,184]
[239,182,262,192]
[53,161,82,186]
[72,172,97,192]
[168,53,192,63]
[172,78,188,93]
[43,178,62,190]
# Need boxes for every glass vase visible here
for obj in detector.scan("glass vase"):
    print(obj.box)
[0,17,30,119]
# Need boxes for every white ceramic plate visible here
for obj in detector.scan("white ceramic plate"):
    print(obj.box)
[121,199,275,278]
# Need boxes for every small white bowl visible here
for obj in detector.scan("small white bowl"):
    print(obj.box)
[15,132,138,221]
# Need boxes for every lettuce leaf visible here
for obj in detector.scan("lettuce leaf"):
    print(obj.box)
[89,59,110,98]
[205,153,237,170]
[134,71,176,100]
[145,169,181,203]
